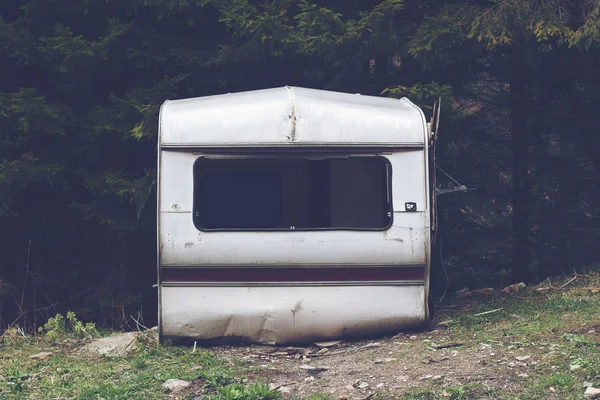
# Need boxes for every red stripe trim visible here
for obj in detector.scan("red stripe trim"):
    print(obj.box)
[161,266,425,283]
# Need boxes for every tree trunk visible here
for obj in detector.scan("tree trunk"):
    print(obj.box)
[509,65,531,283]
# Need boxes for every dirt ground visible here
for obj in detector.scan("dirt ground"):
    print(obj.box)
[211,326,541,399]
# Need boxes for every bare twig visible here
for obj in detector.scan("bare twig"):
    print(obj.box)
[561,276,578,288]
[129,313,149,332]
[430,342,464,350]
[474,308,503,317]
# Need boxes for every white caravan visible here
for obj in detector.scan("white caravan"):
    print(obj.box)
[157,86,437,345]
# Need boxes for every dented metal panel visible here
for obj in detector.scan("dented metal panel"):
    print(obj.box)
[161,285,426,344]
[157,86,432,344]
[159,86,426,147]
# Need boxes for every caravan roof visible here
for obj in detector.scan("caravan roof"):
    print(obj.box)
[159,86,427,148]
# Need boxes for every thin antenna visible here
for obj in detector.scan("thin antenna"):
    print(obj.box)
[435,96,441,136]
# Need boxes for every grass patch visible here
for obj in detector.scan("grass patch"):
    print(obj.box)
[0,334,279,399]
[401,384,498,400]
[1,272,598,399]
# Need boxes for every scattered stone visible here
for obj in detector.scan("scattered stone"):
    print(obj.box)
[304,376,316,382]
[432,375,443,380]
[357,381,369,389]
[570,364,582,371]
[584,382,594,388]
[515,355,531,361]
[518,373,529,378]
[376,383,385,388]
[364,342,382,348]
[316,348,329,355]
[162,379,191,393]
[81,331,139,357]
[418,375,433,380]
[29,351,53,359]
[315,341,341,348]
[278,386,292,394]
[585,387,600,399]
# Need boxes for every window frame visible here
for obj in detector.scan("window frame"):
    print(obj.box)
[192,154,394,232]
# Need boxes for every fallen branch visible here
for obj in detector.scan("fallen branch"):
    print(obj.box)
[473,308,503,317]
[430,342,464,350]
[269,381,299,390]
[561,276,577,288]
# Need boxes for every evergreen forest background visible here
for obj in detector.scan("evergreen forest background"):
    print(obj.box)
[1,0,599,331]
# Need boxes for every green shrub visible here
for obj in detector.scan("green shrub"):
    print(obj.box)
[38,312,99,339]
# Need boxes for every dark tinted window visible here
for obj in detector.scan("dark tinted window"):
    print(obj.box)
[193,157,391,230]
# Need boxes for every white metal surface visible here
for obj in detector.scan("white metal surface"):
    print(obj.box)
[161,285,426,344]
[159,151,429,266]
[159,86,427,147]
[157,86,432,344]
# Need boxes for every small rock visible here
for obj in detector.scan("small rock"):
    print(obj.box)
[316,348,329,355]
[584,382,594,388]
[455,287,470,296]
[570,364,582,371]
[81,331,139,357]
[376,383,385,388]
[357,382,369,389]
[409,336,417,340]
[518,373,529,378]
[432,375,443,380]
[315,341,341,348]
[384,358,397,363]
[585,387,600,399]
[278,386,292,394]
[515,355,531,361]
[418,375,433,380]
[364,342,382,348]
[162,379,191,393]
[29,351,53,359]
[304,376,316,382]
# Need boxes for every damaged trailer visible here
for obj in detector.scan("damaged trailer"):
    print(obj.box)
[157,86,438,345]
